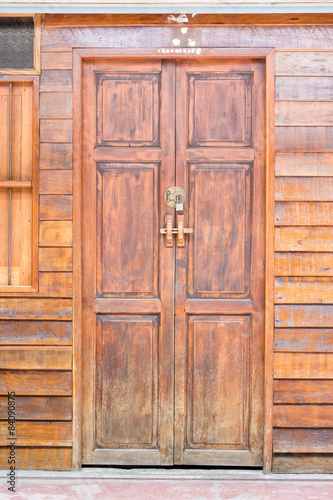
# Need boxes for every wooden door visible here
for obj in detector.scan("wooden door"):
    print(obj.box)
[81,57,265,466]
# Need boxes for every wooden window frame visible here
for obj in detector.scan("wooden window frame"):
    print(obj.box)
[0,75,39,295]
[72,47,275,472]
[0,14,41,76]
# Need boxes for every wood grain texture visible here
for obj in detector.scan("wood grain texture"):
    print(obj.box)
[40,70,73,92]
[273,405,333,427]
[42,51,73,70]
[39,247,72,272]
[40,195,73,220]
[40,119,73,143]
[0,298,72,320]
[39,221,73,247]
[0,370,72,395]
[274,328,333,352]
[40,92,73,118]
[274,380,333,404]
[0,346,72,370]
[40,170,73,195]
[40,143,72,169]
[275,252,333,276]
[0,447,72,470]
[275,227,333,252]
[275,51,333,76]
[273,428,333,453]
[275,153,333,177]
[276,77,333,100]
[273,454,333,474]
[276,102,333,126]
[0,320,72,345]
[0,396,72,420]
[275,203,333,225]
[39,272,72,297]
[0,421,72,446]
[275,178,333,201]
[275,305,333,328]
[274,352,333,378]
[275,277,333,304]
[275,127,333,153]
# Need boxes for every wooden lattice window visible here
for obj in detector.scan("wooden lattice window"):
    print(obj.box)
[0,81,37,292]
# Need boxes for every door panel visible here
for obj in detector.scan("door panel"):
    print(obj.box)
[82,57,265,467]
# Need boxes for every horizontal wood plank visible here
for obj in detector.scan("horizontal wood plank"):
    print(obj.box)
[275,178,333,201]
[273,405,333,427]
[0,346,72,370]
[275,153,333,177]
[40,92,73,118]
[39,221,73,247]
[273,428,333,453]
[274,328,333,352]
[39,248,72,272]
[276,77,333,101]
[274,352,333,378]
[275,305,333,328]
[0,299,72,320]
[274,380,333,404]
[0,421,72,446]
[275,252,333,276]
[42,51,73,70]
[275,52,333,76]
[275,127,333,153]
[40,170,73,195]
[0,370,72,395]
[0,396,72,420]
[273,454,333,474]
[0,320,72,345]
[40,143,72,170]
[275,277,333,304]
[40,119,73,144]
[276,102,333,126]
[0,447,72,470]
[40,195,73,220]
[40,70,73,92]
[275,227,333,252]
[275,202,333,225]
[39,272,73,298]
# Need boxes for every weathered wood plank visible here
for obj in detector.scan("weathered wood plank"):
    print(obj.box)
[39,247,72,272]
[275,305,333,328]
[40,92,73,118]
[276,52,333,76]
[275,277,333,304]
[0,447,72,470]
[274,352,333,378]
[40,195,73,220]
[276,102,333,126]
[40,170,73,195]
[275,227,333,252]
[0,298,72,320]
[273,405,333,427]
[40,119,73,143]
[274,328,333,352]
[275,202,333,225]
[0,346,72,370]
[275,178,333,201]
[273,454,333,474]
[275,127,333,153]
[40,70,73,92]
[0,320,72,345]
[0,396,72,420]
[276,77,333,100]
[274,380,333,404]
[275,252,333,276]
[273,428,333,453]
[40,143,72,170]
[0,421,72,446]
[42,51,73,70]
[39,272,72,298]
[275,153,333,177]
[0,370,72,395]
[39,221,73,247]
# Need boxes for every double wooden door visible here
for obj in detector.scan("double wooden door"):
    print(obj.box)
[82,57,265,466]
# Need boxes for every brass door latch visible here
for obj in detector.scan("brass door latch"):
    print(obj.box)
[160,215,193,247]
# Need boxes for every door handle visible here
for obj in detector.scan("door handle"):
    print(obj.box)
[160,215,193,247]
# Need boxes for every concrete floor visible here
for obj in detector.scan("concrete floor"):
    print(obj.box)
[1,469,333,500]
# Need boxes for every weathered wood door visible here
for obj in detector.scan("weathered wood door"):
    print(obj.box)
[82,57,265,466]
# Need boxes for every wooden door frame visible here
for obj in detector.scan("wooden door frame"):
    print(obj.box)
[72,46,275,472]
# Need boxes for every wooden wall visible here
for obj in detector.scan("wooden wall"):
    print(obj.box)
[0,19,332,471]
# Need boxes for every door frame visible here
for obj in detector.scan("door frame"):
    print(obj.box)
[72,46,275,472]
